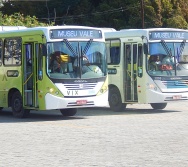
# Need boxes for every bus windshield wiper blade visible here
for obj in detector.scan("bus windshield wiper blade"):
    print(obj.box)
[82,39,93,56]
[161,40,172,57]
[178,40,186,58]
[63,39,77,57]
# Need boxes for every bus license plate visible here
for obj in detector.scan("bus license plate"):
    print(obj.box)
[173,95,182,100]
[76,100,87,105]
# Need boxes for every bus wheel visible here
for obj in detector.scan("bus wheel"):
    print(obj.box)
[11,91,30,118]
[60,108,77,116]
[0,107,3,111]
[150,103,167,110]
[109,87,126,112]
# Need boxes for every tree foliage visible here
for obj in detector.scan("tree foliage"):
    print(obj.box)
[0,0,188,29]
[0,12,52,27]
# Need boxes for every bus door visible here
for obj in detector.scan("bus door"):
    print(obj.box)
[124,43,138,102]
[23,43,38,108]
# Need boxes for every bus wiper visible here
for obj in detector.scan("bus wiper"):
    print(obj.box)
[177,40,186,61]
[161,40,172,57]
[82,39,93,56]
[161,40,177,74]
[63,39,77,57]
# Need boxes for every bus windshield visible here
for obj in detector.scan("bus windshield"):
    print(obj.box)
[47,41,106,79]
[147,41,188,76]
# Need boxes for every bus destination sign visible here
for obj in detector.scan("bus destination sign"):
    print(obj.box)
[50,29,102,39]
[149,31,188,40]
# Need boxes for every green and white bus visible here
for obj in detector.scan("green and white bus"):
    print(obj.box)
[0,26,108,118]
[105,28,188,112]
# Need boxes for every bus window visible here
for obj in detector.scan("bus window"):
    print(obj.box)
[36,44,43,80]
[126,44,131,64]
[106,39,120,64]
[133,44,137,64]
[110,47,120,64]
[4,38,22,66]
[138,44,143,77]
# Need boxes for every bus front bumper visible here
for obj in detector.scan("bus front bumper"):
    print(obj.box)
[144,89,188,103]
[45,91,109,110]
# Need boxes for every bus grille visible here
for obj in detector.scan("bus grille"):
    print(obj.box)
[162,80,188,88]
[64,83,97,90]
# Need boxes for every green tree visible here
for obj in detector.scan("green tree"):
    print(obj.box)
[1,0,188,29]
[166,16,188,28]
[0,0,80,25]
[0,13,52,27]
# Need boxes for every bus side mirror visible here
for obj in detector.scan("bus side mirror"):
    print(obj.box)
[143,43,148,55]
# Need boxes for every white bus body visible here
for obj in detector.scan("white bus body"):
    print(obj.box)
[105,28,188,111]
[43,26,109,110]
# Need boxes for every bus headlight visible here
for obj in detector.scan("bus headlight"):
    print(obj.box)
[47,87,62,96]
[100,86,107,93]
[149,84,157,91]
[49,88,59,95]
[49,88,54,93]
[97,76,108,96]
[149,84,155,89]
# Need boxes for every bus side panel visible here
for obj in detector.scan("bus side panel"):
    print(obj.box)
[0,64,22,108]
[137,71,148,104]
[36,57,64,110]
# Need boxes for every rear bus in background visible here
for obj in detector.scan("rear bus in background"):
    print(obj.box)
[0,26,108,118]
[105,28,188,112]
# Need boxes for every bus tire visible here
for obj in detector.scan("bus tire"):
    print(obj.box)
[109,87,126,112]
[150,103,167,110]
[60,108,77,116]
[11,91,30,118]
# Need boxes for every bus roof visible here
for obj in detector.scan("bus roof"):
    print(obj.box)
[100,28,116,32]
[104,28,188,39]
[0,25,105,33]
[0,25,106,40]
[32,25,106,30]
[0,26,27,31]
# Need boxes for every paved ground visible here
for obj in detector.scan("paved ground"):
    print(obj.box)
[0,102,188,167]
